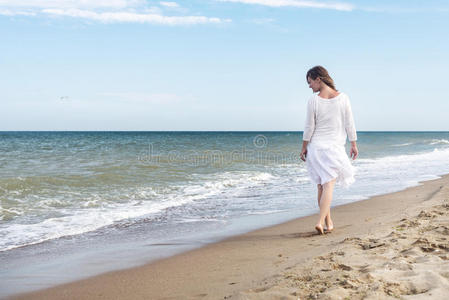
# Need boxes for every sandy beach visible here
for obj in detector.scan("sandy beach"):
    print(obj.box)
[11,174,449,300]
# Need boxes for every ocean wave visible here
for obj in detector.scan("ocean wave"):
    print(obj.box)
[429,139,449,145]
[0,194,195,252]
[353,147,449,185]
[0,170,278,252]
[247,209,287,215]
[391,142,413,147]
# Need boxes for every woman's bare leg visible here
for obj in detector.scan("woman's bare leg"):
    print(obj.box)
[315,178,336,234]
[317,184,333,230]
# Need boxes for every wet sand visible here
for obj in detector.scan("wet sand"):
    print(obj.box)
[11,174,449,299]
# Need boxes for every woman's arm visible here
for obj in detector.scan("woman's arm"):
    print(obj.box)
[345,98,358,160]
[344,97,357,142]
[301,98,315,161]
[302,98,315,142]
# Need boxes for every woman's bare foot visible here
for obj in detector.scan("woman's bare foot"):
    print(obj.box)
[325,219,334,232]
[315,223,324,235]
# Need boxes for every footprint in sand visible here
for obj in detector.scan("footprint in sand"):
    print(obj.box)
[437,243,449,251]
[358,264,373,274]
[400,281,431,296]
[411,237,442,253]
[435,225,449,235]
[418,210,437,219]
[400,247,420,258]
[381,259,413,271]
[397,219,421,229]
[359,238,386,250]
[335,263,352,271]
[387,231,407,240]
[340,237,362,244]
[431,209,445,216]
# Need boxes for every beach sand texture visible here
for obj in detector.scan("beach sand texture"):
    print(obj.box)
[11,174,449,300]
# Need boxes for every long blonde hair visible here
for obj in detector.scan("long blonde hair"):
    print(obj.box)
[306,66,338,91]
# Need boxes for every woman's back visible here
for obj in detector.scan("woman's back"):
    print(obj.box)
[303,92,357,147]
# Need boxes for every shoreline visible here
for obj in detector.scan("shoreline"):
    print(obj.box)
[10,173,449,299]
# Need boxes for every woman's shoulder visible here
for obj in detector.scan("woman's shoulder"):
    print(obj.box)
[337,91,347,99]
[307,94,316,104]
[307,92,348,104]
[342,92,353,105]
[337,92,350,103]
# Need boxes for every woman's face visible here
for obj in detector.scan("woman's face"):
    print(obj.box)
[307,76,321,93]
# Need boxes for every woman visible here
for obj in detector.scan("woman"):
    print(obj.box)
[300,66,359,235]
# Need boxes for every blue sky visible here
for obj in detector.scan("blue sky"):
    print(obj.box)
[1,0,448,131]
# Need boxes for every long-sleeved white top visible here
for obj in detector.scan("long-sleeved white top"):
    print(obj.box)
[302,92,357,147]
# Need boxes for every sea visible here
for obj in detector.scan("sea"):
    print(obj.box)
[1,131,449,297]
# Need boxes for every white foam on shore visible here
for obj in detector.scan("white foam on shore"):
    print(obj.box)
[0,171,278,252]
[429,139,449,145]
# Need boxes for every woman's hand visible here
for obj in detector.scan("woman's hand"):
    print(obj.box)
[300,141,309,162]
[350,142,358,160]
[300,147,307,161]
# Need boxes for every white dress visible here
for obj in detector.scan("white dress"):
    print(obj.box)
[302,92,357,188]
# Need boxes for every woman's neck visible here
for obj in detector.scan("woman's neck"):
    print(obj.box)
[318,87,339,99]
